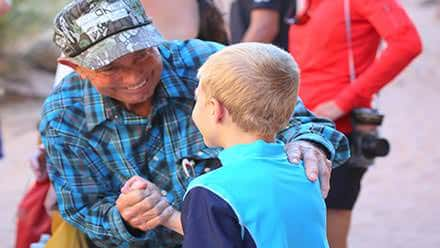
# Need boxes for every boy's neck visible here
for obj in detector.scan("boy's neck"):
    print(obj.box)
[220,128,275,149]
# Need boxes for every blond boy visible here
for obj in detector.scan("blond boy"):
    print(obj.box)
[181,43,329,248]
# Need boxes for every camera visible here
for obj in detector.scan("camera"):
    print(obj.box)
[347,108,390,168]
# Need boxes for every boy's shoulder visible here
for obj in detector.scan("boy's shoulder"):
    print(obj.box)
[186,166,229,192]
[184,165,242,202]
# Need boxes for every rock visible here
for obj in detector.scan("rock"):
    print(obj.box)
[23,31,61,73]
[0,0,69,50]
[0,53,54,98]
[0,0,68,97]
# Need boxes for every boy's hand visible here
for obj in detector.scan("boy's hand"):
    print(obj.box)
[121,176,183,234]
[116,176,175,231]
[286,141,332,198]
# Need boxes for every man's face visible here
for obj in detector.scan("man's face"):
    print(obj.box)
[77,48,163,105]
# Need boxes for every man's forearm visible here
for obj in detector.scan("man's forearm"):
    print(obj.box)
[242,9,279,43]
[277,98,350,167]
[242,25,278,43]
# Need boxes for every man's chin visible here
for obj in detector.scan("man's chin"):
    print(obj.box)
[119,92,153,104]
[116,96,150,108]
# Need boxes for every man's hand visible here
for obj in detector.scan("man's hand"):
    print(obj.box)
[29,145,49,182]
[286,141,332,198]
[312,101,344,121]
[116,176,174,231]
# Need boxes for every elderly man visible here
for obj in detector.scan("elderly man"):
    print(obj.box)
[40,0,349,247]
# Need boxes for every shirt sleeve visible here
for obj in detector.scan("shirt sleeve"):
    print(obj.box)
[40,120,166,247]
[333,0,422,112]
[277,97,350,167]
[182,187,253,248]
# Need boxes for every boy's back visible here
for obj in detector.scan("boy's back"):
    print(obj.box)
[183,43,329,247]
[182,140,329,248]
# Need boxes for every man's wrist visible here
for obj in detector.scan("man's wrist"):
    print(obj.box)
[302,140,331,159]
[293,133,335,161]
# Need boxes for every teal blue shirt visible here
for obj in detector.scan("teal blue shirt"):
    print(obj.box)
[183,140,329,248]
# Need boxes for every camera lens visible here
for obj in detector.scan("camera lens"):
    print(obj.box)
[361,134,390,159]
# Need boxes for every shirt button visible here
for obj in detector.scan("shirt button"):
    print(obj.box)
[153,156,159,161]
[114,115,119,119]
[160,190,167,196]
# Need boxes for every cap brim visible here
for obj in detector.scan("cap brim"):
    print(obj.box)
[72,24,164,70]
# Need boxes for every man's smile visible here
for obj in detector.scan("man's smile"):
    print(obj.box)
[126,79,148,90]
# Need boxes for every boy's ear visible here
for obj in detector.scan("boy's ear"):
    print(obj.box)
[210,98,226,123]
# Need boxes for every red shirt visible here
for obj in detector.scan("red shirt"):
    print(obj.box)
[289,0,422,133]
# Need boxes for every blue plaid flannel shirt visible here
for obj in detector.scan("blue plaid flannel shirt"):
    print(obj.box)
[40,40,349,248]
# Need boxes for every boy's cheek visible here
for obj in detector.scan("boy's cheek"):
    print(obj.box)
[191,108,198,125]
[192,103,203,127]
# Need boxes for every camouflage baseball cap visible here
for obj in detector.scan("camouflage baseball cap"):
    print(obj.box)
[53,0,164,70]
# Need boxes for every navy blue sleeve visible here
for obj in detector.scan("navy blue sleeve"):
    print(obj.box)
[251,0,282,11]
[181,187,256,248]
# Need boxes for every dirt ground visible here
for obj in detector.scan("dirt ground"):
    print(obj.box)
[0,0,439,247]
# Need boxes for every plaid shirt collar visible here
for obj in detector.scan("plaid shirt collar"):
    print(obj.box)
[83,58,195,131]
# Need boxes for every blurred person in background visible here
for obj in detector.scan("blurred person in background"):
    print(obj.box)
[196,0,229,44]
[0,123,3,159]
[0,0,11,16]
[29,143,57,214]
[0,0,11,160]
[229,0,291,49]
[141,0,199,40]
[141,0,228,43]
[288,0,422,248]
[141,0,229,43]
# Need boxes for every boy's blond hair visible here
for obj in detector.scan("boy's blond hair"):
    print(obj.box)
[198,42,300,137]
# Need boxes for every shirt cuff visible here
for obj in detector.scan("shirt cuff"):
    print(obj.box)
[293,133,336,162]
